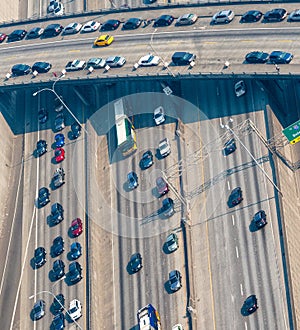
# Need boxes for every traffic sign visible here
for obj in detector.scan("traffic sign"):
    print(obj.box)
[282,119,300,145]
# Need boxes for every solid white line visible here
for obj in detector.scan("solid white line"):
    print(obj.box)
[227,181,230,190]
[245,321,248,330]
[236,246,239,259]
[0,157,24,298]
[240,283,244,296]
[232,214,235,226]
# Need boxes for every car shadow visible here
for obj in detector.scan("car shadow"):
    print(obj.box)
[249,221,259,233]
[30,258,38,270]
[50,304,60,316]
[51,156,58,164]
[67,251,75,261]
[47,215,59,228]
[240,305,254,316]
[155,149,163,160]
[126,263,135,275]
[164,281,174,294]
[29,309,37,321]
[123,182,132,192]
[48,269,59,282]
[162,242,173,255]
[68,227,75,239]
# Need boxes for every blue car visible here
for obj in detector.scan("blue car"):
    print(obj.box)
[55,133,65,147]
[70,242,82,260]
[269,51,293,64]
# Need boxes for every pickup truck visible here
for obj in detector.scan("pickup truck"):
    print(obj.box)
[52,168,65,188]
[158,138,171,157]
[65,59,86,71]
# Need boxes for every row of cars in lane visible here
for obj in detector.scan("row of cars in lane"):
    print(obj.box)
[2,6,300,45]
[9,50,197,76]
[126,106,183,297]
[32,97,83,329]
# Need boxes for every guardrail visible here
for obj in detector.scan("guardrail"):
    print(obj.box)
[1,70,298,91]
[0,0,299,28]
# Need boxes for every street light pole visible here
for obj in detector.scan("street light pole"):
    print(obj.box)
[32,73,88,134]
[29,290,83,330]
[223,122,282,196]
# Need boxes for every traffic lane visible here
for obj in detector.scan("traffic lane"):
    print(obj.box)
[1,29,299,82]
[21,94,86,329]
[204,118,284,325]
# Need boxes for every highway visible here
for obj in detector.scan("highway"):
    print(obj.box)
[0,3,296,330]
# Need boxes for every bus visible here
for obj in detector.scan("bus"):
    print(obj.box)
[137,304,161,330]
[114,99,137,156]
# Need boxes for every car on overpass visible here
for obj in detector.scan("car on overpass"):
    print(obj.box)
[43,23,63,37]
[240,10,262,23]
[211,10,235,24]
[105,56,126,67]
[176,13,198,26]
[153,106,165,125]
[288,9,300,22]
[264,8,287,22]
[269,51,293,64]
[65,59,86,71]
[38,187,50,207]
[100,19,121,31]
[123,18,142,30]
[94,34,114,47]
[27,27,44,39]
[138,54,160,66]
[63,22,82,35]
[82,20,100,33]
[36,139,47,157]
[32,61,52,73]
[7,29,27,42]
[0,33,7,42]
[33,247,47,268]
[153,15,174,27]
[172,52,196,66]
[32,299,46,320]
[245,51,269,64]
[11,63,31,76]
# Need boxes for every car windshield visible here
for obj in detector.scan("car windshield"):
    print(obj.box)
[34,305,42,313]
[55,149,62,156]
[170,275,177,284]
[91,21,96,26]
[72,223,79,230]
[70,306,78,314]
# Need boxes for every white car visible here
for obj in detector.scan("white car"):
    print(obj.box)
[82,20,101,33]
[63,22,82,34]
[105,56,126,67]
[212,10,235,24]
[68,299,82,321]
[159,138,171,157]
[234,80,246,97]
[53,2,64,16]
[65,59,86,71]
[153,106,165,125]
[138,54,160,66]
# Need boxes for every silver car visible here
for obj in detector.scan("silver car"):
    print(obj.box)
[176,13,198,26]
[212,10,235,24]
[166,233,178,252]
[169,270,182,292]
[63,22,82,34]
[106,56,126,67]
[33,300,46,320]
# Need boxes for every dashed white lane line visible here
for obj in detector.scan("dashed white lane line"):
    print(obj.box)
[227,181,231,190]
[236,246,239,259]
[240,283,244,296]
[232,214,235,226]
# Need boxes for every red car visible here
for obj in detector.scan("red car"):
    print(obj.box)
[0,33,7,43]
[156,177,169,196]
[71,218,83,237]
[55,147,65,163]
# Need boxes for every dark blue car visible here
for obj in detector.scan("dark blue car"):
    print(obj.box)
[70,242,82,260]
[269,51,293,64]
[140,150,153,169]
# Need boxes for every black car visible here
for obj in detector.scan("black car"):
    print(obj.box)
[129,253,142,273]
[68,261,82,283]
[43,24,63,37]
[100,19,121,31]
[240,10,263,23]
[162,197,175,217]
[269,51,293,64]
[51,236,64,257]
[38,187,50,207]
[32,61,52,73]
[51,203,64,225]
[70,242,82,260]
[7,29,27,42]
[36,139,47,157]
[172,51,196,65]
[11,63,31,76]
[252,210,267,229]
[127,171,138,190]
[71,122,81,139]
[34,247,47,268]
[264,8,287,22]
[38,108,48,124]
[223,138,236,156]
[52,260,65,280]
[140,150,153,169]
[243,295,258,314]
[228,187,243,208]
[245,51,269,64]
[51,312,65,330]
[52,294,65,314]
[153,15,174,27]
[27,27,44,39]
[123,18,142,30]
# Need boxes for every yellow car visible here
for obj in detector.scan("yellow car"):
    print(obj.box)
[93,34,114,47]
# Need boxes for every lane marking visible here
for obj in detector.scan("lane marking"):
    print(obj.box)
[232,214,235,226]
[235,246,239,259]
[227,181,230,190]
[240,283,244,296]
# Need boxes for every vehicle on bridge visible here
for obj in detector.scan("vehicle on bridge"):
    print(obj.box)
[137,304,161,330]
[65,59,86,71]
[114,99,137,156]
